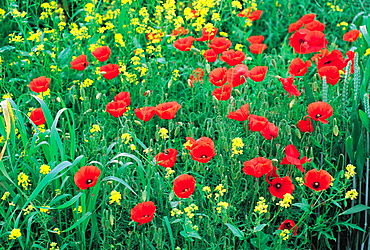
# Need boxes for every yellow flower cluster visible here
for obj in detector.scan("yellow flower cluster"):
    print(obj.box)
[79,79,94,89]
[165,168,175,178]
[280,229,291,240]
[17,172,31,190]
[40,164,51,174]
[327,2,343,12]
[109,190,122,205]
[9,229,22,240]
[295,177,304,186]
[170,208,184,217]
[1,191,10,200]
[276,193,294,208]
[254,197,268,214]
[345,189,358,200]
[70,23,91,40]
[158,128,169,139]
[121,133,132,144]
[365,48,370,57]
[40,1,59,20]
[216,201,229,213]
[184,204,199,218]
[345,164,356,179]
[214,184,227,199]
[40,206,51,213]
[50,242,59,250]
[90,124,101,133]
[231,137,244,156]
[22,205,35,215]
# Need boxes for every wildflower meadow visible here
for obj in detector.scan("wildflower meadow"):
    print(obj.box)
[1,0,370,249]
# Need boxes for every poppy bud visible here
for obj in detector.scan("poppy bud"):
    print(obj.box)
[134,120,142,126]
[333,125,339,136]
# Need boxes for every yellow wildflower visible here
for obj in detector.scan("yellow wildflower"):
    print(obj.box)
[158,128,169,139]
[254,197,268,214]
[1,191,10,200]
[40,164,51,174]
[276,193,294,208]
[345,189,358,200]
[9,229,22,240]
[109,190,122,205]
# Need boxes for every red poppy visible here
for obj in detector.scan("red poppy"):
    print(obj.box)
[186,137,216,163]
[92,46,111,62]
[30,108,46,125]
[114,92,130,106]
[130,201,156,226]
[317,50,346,70]
[248,10,263,21]
[343,30,360,42]
[318,66,340,85]
[305,20,325,31]
[209,37,232,54]
[74,165,101,190]
[203,49,218,62]
[288,21,304,33]
[226,64,249,87]
[209,67,227,86]
[237,8,251,17]
[171,27,189,36]
[268,176,295,198]
[247,35,265,44]
[220,50,245,66]
[278,220,298,236]
[311,48,329,62]
[173,36,194,51]
[280,144,308,172]
[212,83,232,101]
[299,13,316,24]
[297,117,314,133]
[307,101,333,124]
[106,101,127,118]
[304,31,328,53]
[155,101,181,119]
[289,58,312,76]
[173,174,196,198]
[134,107,157,121]
[248,114,269,131]
[189,68,205,86]
[260,122,279,140]
[249,43,267,54]
[249,66,268,82]
[227,103,250,121]
[243,157,273,178]
[279,77,301,97]
[195,27,218,41]
[304,169,332,191]
[155,148,178,168]
[70,55,89,71]
[100,64,120,80]
[29,76,50,93]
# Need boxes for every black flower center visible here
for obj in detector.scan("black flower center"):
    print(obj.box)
[163,150,169,155]
[285,222,292,228]
[201,155,208,158]
[182,188,189,193]
[316,114,322,118]
[86,179,93,184]
[275,183,282,189]
[143,215,150,218]
[324,60,332,65]
[313,182,320,188]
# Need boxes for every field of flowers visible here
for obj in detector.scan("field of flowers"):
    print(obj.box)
[0,0,370,249]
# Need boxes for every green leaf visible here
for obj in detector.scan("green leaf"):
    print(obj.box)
[163,216,175,250]
[335,221,366,233]
[345,136,354,163]
[292,203,311,212]
[54,192,83,209]
[101,176,137,196]
[254,224,267,232]
[58,46,72,66]
[225,223,245,240]
[340,204,370,216]
[358,110,370,132]
[63,212,92,232]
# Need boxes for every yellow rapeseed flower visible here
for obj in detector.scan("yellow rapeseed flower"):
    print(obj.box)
[40,164,51,174]
[345,189,358,200]
[109,190,122,205]
[1,191,10,200]
[9,229,22,240]
[158,128,169,139]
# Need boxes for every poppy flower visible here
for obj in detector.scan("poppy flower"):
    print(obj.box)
[227,103,250,121]
[307,101,333,124]
[304,169,332,191]
[248,10,263,21]
[74,165,101,190]
[155,148,178,168]
[173,174,196,198]
[299,13,316,24]
[279,77,301,97]
[311,48,329,62]
[209,37,232,54]
[305,20,325,31]
[249,43,267,54]
[29,76,51,93]
[249,66,268,82]
[289,58,312,76]
[134,107,157,121]
[195,27,218,41]
[92,46,111,62]
[304,31,328,53]
[114,92,130,106]
[100,64,120,80]
[30,107,46,125]
[297,117,314,133]
[106,101,127,118]
[174,36,194,51]
[278,220,298,236]
[212,83,232,101]
[187,137,216,163]
[318,66,340,85]
[280,144,308,172]
[260,122,279,140]
[130,201,156,226]
[343,30,360,42]
[268,176,295,198]
[288,21,304,33]
[243,157,273,178]
[317,50,346,70]
[203,49,218,62]
[220,50,246,66]
[248,114,269,131]
[247,35,264,44]
[226,64,249,87]
[209,67,227,86]
[70,55,89,71]
[184,137,212,150]
[171,27,189,36]
[155,101,181,119]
